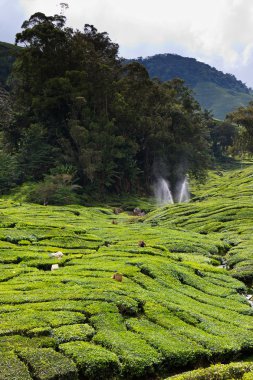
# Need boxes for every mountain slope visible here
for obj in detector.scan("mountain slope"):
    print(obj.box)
[135,54,253,120]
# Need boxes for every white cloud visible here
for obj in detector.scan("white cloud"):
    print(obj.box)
[18,0,253,87]
[0,0,25,43]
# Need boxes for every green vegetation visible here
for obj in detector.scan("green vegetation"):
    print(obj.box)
[169,362,253,380]
[1,13,253,201]
[18,348,78,380]
[0,13,213,198]
[0,351,32,380]
[0,163,252,378]
[60,341,120,379]
[194,81,252,121]
[134,54,253,120]
[0,41,18,86]
[228,101,253,154]
[1,9,253,380]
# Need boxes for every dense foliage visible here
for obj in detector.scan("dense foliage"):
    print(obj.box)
[0,12,212,199]
[133,54,253,120]
[0,42,18,87]
[170,361,253,380]
[203,111,238,159]
[227,101,253,154]
[136,54,250,92]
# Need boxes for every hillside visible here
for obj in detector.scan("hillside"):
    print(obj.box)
[134,54,253,120]
[1,163,253,378]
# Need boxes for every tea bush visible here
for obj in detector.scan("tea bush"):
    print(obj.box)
[18,347,78,380]
[60,341,120,379]
[0,351,32,380]
[0,165,253,378]
[169,361,253,380]
[52,324,95,343]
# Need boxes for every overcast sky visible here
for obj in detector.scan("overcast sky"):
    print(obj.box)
[1,0,253,87]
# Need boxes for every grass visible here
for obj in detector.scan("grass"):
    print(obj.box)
[1,162,253,378]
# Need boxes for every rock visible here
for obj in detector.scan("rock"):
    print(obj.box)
[112,272,123,282]
[49,251,64,259]
[114,207,123,215]
[133,208,145,216]
[51,264,59,271]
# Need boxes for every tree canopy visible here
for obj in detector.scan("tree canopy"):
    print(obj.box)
[227,101,253,154]
[0,12,212,199]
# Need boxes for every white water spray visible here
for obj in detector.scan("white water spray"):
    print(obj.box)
[153,178,174,204]
[178,177,190,203]
[153,176,190,204]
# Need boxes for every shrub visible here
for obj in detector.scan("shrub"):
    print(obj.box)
[59,341,120,379]
[52,323,95,343]
[18,347,78,380]
[243,373,253,380]
[0,152,18,194]
[28,165,81,205]
[0,351,32,380]
[28,181,80,205]
[89,313,126,332]
[92,330,162,378]
[127,318,207,369]
[169,362,253,380]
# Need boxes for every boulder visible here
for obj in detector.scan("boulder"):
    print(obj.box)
[51,264,59,271]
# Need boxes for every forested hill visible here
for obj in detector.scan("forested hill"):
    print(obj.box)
[136,54,248,92]
[133,54,253,120]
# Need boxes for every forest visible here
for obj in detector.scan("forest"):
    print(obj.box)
[1,11,252,204]
[0,12,252,205]
[135,54,250,92]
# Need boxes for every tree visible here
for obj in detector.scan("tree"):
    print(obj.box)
[7,11,211,198]
[227,101,253,153]
[0,152,18,193]
[17,124,58,181]
[12,13,126,192]
[153,79,210,188]
[0,86,13,130]
[13,12,73,142]
[209,121,237,158]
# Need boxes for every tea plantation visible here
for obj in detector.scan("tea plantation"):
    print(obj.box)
[2,164,253,379]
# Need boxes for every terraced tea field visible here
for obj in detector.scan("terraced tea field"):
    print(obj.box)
[2,164,253,379]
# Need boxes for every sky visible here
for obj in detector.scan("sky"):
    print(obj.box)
[1,0,253,87]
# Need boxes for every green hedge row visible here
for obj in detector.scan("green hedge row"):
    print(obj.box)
[52,323,95,344]
[60,341,120,379]
[0,351,32,380]
[93,330,161,378]
[169,361,253,380]
[18,347,78,380]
